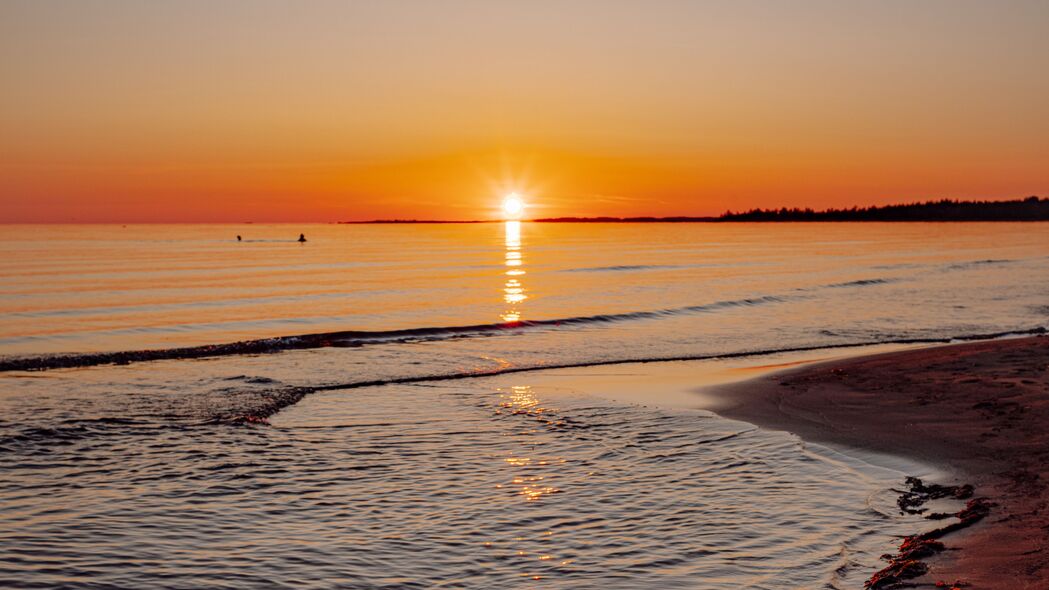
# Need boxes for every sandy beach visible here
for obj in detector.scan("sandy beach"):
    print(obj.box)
[706,335,1049,588]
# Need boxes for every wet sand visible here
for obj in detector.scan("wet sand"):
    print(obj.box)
[706,336,1049,588]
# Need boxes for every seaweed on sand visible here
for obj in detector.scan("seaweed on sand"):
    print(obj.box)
[866,478,994,589]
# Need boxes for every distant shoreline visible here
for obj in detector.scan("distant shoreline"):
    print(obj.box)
[340,196,1048,224]
[341,217,1049,224]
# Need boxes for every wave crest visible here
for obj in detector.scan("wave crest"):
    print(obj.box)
[0,295,791,372]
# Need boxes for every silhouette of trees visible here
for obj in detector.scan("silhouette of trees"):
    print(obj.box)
[347,197,1048,224]
[719,197,1047,222]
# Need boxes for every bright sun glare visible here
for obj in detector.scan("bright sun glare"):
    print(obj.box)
[502,193,524,218]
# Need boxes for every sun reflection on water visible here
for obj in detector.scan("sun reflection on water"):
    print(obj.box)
[488,384,572,581]
[501,221,527,323]
[497,385,561,503]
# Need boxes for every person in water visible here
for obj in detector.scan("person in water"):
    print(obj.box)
[298,233,307,243]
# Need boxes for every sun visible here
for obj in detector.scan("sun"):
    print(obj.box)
[502,193,525,219]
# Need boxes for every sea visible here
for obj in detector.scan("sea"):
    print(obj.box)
[1,221,1047,589]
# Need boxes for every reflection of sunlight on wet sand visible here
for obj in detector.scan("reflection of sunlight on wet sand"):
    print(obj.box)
[501,221,526,323]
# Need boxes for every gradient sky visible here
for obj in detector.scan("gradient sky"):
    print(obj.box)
[2,0,1048,222]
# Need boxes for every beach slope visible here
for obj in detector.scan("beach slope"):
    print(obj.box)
[707,336,1049,588]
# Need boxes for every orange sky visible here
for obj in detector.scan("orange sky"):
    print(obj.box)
[2,0,1048,222]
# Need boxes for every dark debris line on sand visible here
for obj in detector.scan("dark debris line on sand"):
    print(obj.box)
[865,477,994,590]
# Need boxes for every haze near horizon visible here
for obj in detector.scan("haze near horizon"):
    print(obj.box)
[2,0,1048,222]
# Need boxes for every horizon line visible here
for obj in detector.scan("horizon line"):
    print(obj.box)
[3,196,1043,225]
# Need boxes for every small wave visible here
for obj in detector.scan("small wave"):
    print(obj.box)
[223,375,280,384]
[823,278,897,289]
[559,264,687,273]
[0,295,792,372]
[870,263,927,271]
[4,327,1044,432]
[0,418,172,450]
[3,290,405,320]
[211,326,1047,424]
[945,258,1015,271]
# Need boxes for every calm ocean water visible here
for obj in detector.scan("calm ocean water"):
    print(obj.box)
[2,222,1048,588]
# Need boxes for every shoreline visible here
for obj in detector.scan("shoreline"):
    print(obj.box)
[497,336,1049,587]
[279,343,948,588]
[703,335,1049,588]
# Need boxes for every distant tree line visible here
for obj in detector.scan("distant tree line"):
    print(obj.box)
[344,196,1049,224]
[532,216,717,223]
[719,196,1048,222]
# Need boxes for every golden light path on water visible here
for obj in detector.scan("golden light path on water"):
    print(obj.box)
[493,383,567,580]
[501,220,526,323]
[497,385,562,504]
